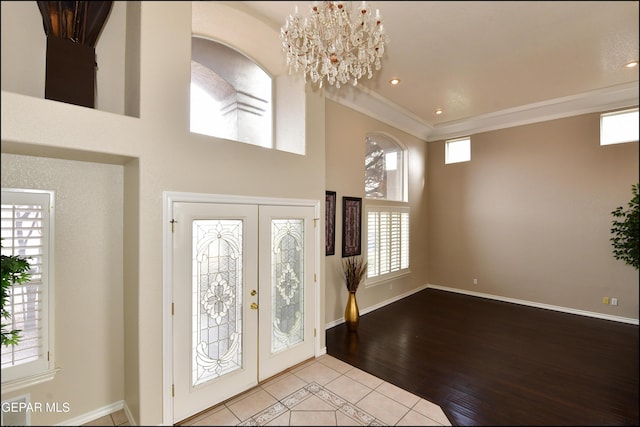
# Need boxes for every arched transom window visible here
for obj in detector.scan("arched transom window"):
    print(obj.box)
[365,132,406,202]
[190,37,273,149]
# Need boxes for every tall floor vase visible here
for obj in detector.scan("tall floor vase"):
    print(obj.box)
[344,291,360,332]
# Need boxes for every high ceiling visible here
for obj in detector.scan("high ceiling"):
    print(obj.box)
[241,1,639,140]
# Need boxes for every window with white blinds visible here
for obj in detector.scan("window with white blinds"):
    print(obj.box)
[366,206,409,283]
[1,189,55,387]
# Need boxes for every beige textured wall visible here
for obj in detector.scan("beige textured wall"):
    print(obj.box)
[1,154,125,426]
[427,113,639,319]
[325,100,429,324]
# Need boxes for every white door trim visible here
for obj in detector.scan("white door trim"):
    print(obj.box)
[161,191,321,426]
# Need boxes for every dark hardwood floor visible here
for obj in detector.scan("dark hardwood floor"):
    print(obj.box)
[325,288,639,426]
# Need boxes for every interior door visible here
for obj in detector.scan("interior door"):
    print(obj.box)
[172,202,259,423]
[171,201,316,423]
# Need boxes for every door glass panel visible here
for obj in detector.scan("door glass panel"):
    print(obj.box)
[271,219,304,353]
[192,220,243,386]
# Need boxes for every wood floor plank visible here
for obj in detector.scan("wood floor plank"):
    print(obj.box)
[325,288,639,426]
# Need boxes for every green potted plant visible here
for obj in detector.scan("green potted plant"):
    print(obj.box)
[1,242,32,346]
[610,183,639,270]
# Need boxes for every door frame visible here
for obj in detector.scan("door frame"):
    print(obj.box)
[161,191,321,425]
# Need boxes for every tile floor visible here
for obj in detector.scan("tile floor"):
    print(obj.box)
[84,355,451,426]
[81,408,129,426]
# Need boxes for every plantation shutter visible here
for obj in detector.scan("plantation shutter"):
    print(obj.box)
[1,190,52,380]
[366,207,409,280]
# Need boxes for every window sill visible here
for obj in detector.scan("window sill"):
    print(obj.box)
[1,368,61,393]
[364,269,411,288]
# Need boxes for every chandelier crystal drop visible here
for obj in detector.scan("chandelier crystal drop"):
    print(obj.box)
[280,1,389,88]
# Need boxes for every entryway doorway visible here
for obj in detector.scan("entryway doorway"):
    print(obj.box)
[164,194,319,424]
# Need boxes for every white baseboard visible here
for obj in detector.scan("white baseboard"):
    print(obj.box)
[54,400,134,426]
[324,284,429,329]
[427,284,640,325]
[123,401,136,426]
[324,283,638,329]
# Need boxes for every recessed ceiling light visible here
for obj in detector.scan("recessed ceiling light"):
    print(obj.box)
[625,61,638,68]
[435,108,443,115]
[389,78,401,85]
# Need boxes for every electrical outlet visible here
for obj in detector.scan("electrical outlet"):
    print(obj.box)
[611,298,618,306]
[602,297,610,305]
[473,278,478,285]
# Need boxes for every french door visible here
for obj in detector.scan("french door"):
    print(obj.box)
[171,202,316,423]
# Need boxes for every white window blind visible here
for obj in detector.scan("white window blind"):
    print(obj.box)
[1,189,54,386]
[366,206,409,282]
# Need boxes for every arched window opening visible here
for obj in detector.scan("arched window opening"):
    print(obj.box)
[364,133,410,284]
[190,37,273,148]
[365,133,406,202]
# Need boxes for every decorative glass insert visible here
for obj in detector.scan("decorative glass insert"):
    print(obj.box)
[271,219,304,353]
[192,220,243,386]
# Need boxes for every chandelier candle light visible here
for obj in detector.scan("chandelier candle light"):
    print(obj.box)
[280,1,389,88]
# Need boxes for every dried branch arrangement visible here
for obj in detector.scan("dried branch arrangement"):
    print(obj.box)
[342,256,368,293]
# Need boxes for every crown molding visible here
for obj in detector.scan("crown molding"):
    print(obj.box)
[325,81,639,143]
[324,84,434,141]
[427,81,640,141]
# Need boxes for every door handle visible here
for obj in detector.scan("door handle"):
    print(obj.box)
[250,302,258,310]
[250,290,257,296]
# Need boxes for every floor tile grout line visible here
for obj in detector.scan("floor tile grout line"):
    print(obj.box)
[260,361,426,425]
[237,384,309,425]
[407,398,448,426]
[236,380,374,426]
[88,356,449,426]
[329,365,445,426]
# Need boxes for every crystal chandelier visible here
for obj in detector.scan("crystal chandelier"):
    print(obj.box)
[280,1,389,88]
